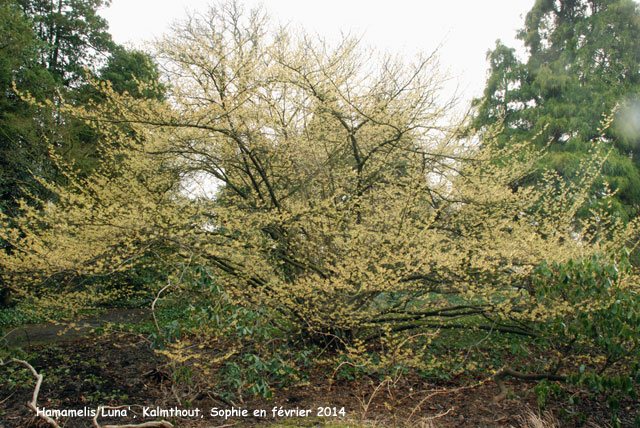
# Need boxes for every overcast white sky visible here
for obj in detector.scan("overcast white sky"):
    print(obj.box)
[100,0,534,107]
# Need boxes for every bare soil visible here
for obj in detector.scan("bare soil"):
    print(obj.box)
[3,308,150,347]
[1,316,638,427]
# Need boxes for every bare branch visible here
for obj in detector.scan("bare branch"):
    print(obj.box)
[0,358,61,428]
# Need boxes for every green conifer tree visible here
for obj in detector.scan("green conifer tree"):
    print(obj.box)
[473,0,640,220]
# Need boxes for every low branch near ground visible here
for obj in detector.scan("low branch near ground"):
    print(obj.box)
[0,358,61,428]
[364,321,535,342]
[370,304,487,323]
[493,367,566,402]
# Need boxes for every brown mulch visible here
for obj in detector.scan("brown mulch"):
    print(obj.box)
[1,333,637,428]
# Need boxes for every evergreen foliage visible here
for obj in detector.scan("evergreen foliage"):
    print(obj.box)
[473,0,640,221]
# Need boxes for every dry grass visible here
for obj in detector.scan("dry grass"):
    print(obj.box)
[516,409,560,428]
[515,408,608,428]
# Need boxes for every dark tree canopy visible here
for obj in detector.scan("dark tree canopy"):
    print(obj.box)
[0,0,166,214]
[16,0,115,87]
[473,0,640,220]
[0,0,57,215]
[97,46,165,100]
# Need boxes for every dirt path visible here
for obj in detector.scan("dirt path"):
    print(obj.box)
[2,308,150,347]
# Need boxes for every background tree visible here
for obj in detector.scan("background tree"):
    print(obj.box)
[14,0,165,176]
[0,0,165,306]
[472,0,640,221]
[65,45,166,176]
[96,45,165,100]
[16,0,114,87]
[0,0,56,216]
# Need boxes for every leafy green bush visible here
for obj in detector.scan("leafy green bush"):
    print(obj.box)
[531,251,640,426]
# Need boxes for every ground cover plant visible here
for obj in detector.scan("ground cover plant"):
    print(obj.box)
[1,1,640,427]
[1,301,639,427]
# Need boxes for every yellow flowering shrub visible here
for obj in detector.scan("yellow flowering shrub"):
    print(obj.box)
[1,2,637,349]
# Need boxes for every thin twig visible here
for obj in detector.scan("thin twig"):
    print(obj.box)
[422,406,455,421]
[329,360,367,389]
[359,378,391,419]
[152,281,173,338]
[0,358,61,428]
[151,253,194,338]
[0,391,15,405]
[406,378,488,423]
